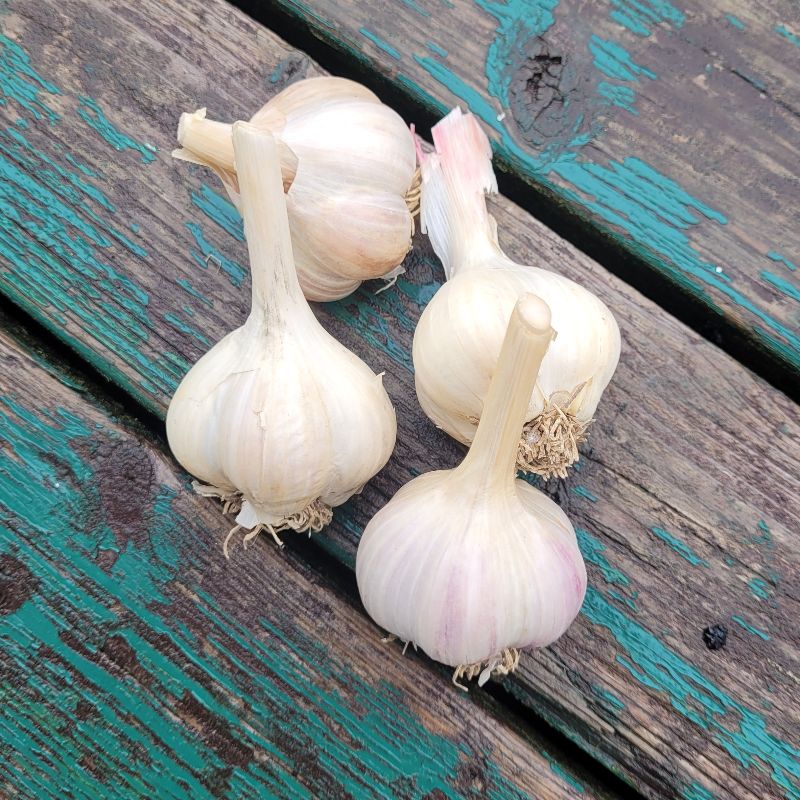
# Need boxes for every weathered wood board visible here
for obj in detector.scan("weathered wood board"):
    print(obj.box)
[250,0,800,394]
[0,320,608,799]
[0,1,800,799]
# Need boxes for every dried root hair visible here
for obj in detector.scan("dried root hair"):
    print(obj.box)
[453,648,520,691]
[516,384,593,479]
[222,498,333,559]
[192,482,243,516]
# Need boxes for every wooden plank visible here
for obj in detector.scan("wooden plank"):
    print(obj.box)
[0,317,607,799]
[250,0,800,395]
[0,1,800,799]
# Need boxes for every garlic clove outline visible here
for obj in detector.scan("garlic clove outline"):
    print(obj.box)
[414,107,621,478]
[167,121,397,556]
[357,294,587,688]
[174,77,418,301]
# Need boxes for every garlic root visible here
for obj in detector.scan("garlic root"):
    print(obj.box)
[223,499,333,558]
[452,648,520,691]
[517,406,593,479]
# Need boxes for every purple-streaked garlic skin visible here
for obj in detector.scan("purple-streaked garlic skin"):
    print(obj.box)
[356,471,586,667]
[357,294,588,681]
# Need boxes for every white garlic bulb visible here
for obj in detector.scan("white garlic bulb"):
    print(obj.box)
[174,77,419,301]
[167,121,397,553]
[414,107,621,478]
[357,294,587,688]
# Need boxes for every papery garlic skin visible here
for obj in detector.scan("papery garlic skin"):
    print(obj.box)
[357,295,587,686]
[414,107,621,478]
[174,77,418,301]
[167,122,396,550]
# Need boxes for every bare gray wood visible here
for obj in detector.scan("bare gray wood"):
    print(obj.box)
[0,1,799,799]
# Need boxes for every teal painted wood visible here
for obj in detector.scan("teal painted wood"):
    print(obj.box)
[1,1,800,799]
[0,323,603,800]
[253,0,800,392]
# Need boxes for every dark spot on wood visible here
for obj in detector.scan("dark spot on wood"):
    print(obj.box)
[454,756,488,795]
[421,791,449,800]
[75,699,94,721]
[94,547,119,573]
[703,623,729,650]
[101,634,154,689]
[0,554,37,615]
[175,690,252,769]
[94,439,156,552]
[200,765,236,796]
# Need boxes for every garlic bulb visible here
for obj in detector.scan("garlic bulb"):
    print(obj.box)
[414,108,620,478]
[167,121,397,554]
[174,77,419,301]
[357,294,587,688]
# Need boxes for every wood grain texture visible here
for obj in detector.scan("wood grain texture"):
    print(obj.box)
[0,323,606,799]
[251,0,800,390]
[1,1,800,799]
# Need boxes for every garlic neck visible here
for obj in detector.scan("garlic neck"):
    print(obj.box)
[457,294,554,494]
[232,122,313,326]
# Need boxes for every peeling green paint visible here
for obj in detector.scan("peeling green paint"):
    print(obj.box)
[186,222,247,288]
[582,588,800,798]
[398,0,430,17]
[601,0,684,37]
[360,28,402,60]
[597,82,638,114]
[732,616,770,641]
[163,312,211,349]
[0,32,61,122]
[776,26,800,49]
[590,36,656,81]
[542,751,585,793]
[572,485,598,502]
[324,285,414,372]
[175,279,214,307]
[652,527,709,567]
[768,252,796,272]
[683,781,715,800]
[575,528,630,587]
[748,578,769,600]
[77,96,156,163]
[762,271,800,304]
[590,685,625,712]
[726,15,744,30]
[426,41,449,57]
[190,184,244,241]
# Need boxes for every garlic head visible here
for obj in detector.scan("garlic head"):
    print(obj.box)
[357,295,587,688]
[414,108,621,478]
[167,122,397,553]
[174,77,419,301]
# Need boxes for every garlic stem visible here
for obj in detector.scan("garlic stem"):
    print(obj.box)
[178,110,236,173]
[459,294,554,492]
[232,121,311,322]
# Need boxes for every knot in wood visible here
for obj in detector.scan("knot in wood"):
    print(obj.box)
[506,38,591,153]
